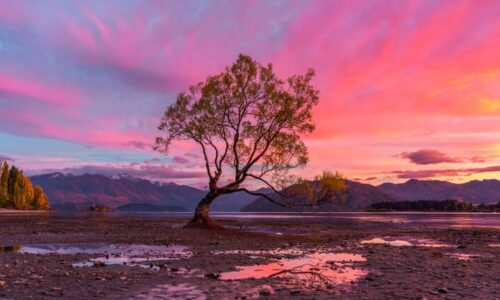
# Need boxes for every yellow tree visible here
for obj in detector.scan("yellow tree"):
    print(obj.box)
[0,162,9,207]
[33,186,50,210]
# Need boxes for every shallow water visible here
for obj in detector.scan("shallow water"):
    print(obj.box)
[0,243,193,270]
[134,283,206,300]
[66,244,192,269]
[360,237,452,247]
[213,247,305,257]
[1,243,191,257]
[446,253,482,261]
[112,211,500,229]
[219,251,367,289]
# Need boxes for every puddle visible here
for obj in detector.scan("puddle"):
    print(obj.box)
[67,244,192,269]
[0,243,193,270]
[213,247,304,257]
[446,253,482,261]
[346,216,409,224]
[219,251,367,290]
[360,237,452,248]
[134,283,206,300]
[361,238,413,247]
[3,244,191,257]
[225,224,290,236]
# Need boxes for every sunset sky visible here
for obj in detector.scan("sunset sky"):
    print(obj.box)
[0,0,499,187]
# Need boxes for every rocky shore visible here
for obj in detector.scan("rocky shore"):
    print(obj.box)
[0,213,498,299]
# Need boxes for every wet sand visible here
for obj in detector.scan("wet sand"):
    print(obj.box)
[0,213,498,299]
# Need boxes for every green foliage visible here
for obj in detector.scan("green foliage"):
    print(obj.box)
[155,54,344,222]
[287,171,347,205]
[0,161,50,210]
[156,54,319,192]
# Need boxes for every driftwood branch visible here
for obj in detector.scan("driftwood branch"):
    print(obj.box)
[267,263,334,286]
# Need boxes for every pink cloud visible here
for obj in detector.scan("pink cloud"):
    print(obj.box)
[0,1,24,23]
[44,164,205,179]
[171,156,190,165]
[0,154,14,162]
[399,149,463,165]
[0,75,84,106]
[1,1,500,184]
[392,165,500,179]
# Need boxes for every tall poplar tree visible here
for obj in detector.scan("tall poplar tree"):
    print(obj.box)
[0,164,49,210]
[0,162,9,206]
[33,186,50,210]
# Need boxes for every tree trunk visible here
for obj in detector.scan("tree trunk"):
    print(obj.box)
[185,191,219,228]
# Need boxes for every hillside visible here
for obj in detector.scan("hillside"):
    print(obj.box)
[378,179,500,204]
[30,173,262,211]
[241,180,397,212]
[29,173,500,212]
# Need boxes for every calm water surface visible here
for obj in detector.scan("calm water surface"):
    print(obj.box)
[113,212,500,229]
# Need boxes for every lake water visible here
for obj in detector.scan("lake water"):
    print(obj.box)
[112,211,500,229]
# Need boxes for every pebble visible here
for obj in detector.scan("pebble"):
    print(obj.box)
[204,273,220,279]
[290,289,301,295]
[259,289,271,296]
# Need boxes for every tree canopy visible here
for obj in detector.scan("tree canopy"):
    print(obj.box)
[156,54,344,225]
[0,161,50,210]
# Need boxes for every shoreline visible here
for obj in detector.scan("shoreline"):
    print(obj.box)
[0,214,498,299]
[0,209,50,214]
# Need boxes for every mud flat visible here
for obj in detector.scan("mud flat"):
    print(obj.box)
[0,213,498,299]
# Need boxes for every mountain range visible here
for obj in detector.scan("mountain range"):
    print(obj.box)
[241,180,397,212]
[30,173,500,212]
[30,173,267,212]
[378,179,500,204]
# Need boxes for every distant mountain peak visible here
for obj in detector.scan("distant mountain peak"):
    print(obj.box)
[29,172,263,212]
[110,174,134,180]
[46,172,65,179]
[379,178,500,203]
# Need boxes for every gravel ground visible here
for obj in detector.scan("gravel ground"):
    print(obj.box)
[0,213,498,299]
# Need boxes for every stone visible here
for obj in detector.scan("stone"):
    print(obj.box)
[259,288,271,296]
[204,273,220,279]
[93,262,106,268]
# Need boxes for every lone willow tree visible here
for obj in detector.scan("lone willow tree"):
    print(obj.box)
[156,54,345,226]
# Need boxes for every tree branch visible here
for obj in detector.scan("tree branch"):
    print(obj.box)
[246,173,285,197]
[227,188,290,208]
